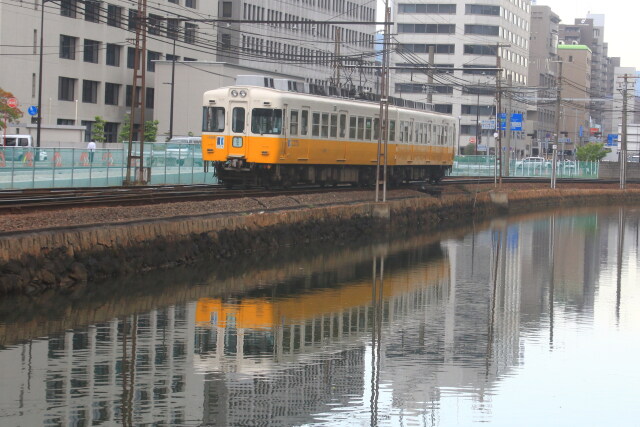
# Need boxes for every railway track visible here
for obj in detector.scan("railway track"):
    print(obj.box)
[0,177,632,213]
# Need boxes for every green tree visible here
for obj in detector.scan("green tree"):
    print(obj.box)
[92,116,106,143]
[462,143,477,155]
[0,88,24,129]
[118,114,159,143]
[576,142,608,162]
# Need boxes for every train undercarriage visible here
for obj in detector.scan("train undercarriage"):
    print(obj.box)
[213,160,450,188]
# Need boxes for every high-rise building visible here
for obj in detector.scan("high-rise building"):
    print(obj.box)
[391,0,531,156]
[0,1,376,142]
[527,5,560,155]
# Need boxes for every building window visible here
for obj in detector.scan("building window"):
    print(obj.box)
[168,0,178,3]
[166,54,180,62]
[57,119,75,126]
[465,4,500,16]
[81,120,94,142]
[82,80,99,103]
[399,44,455,54]
[146,88,155,109]
[104,83,120,105]
[125,85,142,107]
[58,77,76,101]
[186,0,196,8]
[127,47,136,69]
[106,43,121,66]
[60,0,77,18]
[167,19,180,39]
[83,39,100,63]
[107,4,123,27]
[184,57,197,61]
[104,123,118,142]
[85,1,101,23]
[398,4,456,14]
[463,45,497,56]
[464,25,499,36]
[128,9,138,30]
[59,35,77,60]
[147,51,161,72]
[398,24,455,34]
[434,104,453,114]
[185,23,197,44]
[221,34,231,50]
[222,1,232,17]
[148,14,163,35]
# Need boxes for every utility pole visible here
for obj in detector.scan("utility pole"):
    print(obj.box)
[427,46,435,109]
[125,0,148,185]
[333,27,341,87]
[475,93,480,156]
[617,74,638,189]
[496,43,503,184]
[554,61,563,179]
[376,3,390,202]
[504,74,513,176]
[169,39,176,140]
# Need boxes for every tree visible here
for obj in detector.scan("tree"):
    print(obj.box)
[92,116,106,143]
[118,114,160,143]
[462,143,476,155]
[0,88,23,129]
[576,142,608,162]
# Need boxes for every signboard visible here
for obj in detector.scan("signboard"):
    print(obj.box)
[607,134,617,146]
[481,120,496,130]
[6,98,18,108]
[498,113,507,130]
[477,144,488,151]
[579,125,584,137]
[27,106,38,116]
[558,137,571,143]
[469,136,476,144]
[510,113,523,131]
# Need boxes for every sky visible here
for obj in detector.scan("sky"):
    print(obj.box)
[377,0,639,69]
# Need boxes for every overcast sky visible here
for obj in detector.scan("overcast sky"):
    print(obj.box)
[377,0,639,69]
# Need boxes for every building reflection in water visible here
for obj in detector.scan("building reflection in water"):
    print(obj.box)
[0,208,639,426]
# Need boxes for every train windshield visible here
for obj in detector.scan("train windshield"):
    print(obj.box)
[251,108,282,135]
[202,107,225,132]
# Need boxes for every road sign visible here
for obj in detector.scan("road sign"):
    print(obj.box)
[481,120,496,130]
[558,137,571,143]
[6,98,18,108]
[477,144,488,151]
[510,113,523,131]
[27,106,38,116]
[498,113,507,130]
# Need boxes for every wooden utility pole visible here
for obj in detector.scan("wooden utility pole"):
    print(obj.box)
[617,74,638,189]
[125,0,148,185]
[427,46,435,109]
[376,4,391,202]
[333,27,341,87]
[496,44,503,184]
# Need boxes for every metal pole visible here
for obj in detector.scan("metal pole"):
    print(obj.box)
[496,44,503,185]
[36,0,47,148]
[382,5,390,202]
[169,39,176,140]
[621,74,628,190]
[551,145,557,189]
[475,93,480,156]
[505,74,512,176]
[554,61,563,188]
[457,116,461,156]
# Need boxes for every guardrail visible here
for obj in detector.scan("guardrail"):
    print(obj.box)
[0,143,217,189]
[451,156,600,179]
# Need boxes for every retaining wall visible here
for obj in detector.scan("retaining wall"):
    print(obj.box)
[1,188,640,295]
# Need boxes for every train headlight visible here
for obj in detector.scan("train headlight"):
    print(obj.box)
[239,90,247,98]
[231,89,239,97]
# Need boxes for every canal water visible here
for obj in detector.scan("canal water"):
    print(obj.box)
[1,207,639,426]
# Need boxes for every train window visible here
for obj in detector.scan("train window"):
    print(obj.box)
[373,118,380,141]
[232,107,245,133]
[399,121,404,142]
[428,124,433,144]
[443,127,448,146]
[251,108,282,135]
[389,120,395,142]
[365,118,372,140]
[301,110,309,135]
[321,113,329,137]
[330,114,338,138]
[202,107,225,132]
[339,114,346,138]
[357,117,365,140]
[290,110,299,136]
[349,116,357,139]
[312,113,320,137]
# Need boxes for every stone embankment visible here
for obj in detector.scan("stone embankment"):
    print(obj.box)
[1,185,640,295]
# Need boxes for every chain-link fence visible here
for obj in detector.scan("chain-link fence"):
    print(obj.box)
[451,155,600,179]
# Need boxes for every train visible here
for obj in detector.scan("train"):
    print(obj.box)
[201,77,457,188]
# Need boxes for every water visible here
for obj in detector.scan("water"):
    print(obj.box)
[1,207,639,426]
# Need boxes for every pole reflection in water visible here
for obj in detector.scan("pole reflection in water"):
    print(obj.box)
[1,208,640,426]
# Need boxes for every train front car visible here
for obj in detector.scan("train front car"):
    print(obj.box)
[202,84,456,188]
[202,86,285,187]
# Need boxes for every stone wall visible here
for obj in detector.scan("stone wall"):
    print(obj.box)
[1,189,640,295]
[599,161,640,180]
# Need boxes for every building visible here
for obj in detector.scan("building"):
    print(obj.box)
[0,0,377,143]
[527,5,560,156]
[556,44,592,152]
[612,66,639,155]
[390,0,532,157]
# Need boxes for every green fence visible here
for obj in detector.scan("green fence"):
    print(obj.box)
[451,156,600,179]
[0,143,217,189]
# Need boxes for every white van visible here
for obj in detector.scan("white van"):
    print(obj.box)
[1,135,48,161]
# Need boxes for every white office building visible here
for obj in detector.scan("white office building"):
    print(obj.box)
[0,0,376,142]
[391,0,531,156]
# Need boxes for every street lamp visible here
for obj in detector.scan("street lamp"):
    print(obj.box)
[36,0,54,148]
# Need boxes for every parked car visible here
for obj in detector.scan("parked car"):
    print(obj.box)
[514,156,551,170]
[628,155,640,163]
[1,134,48,161]
[151,142,202,166]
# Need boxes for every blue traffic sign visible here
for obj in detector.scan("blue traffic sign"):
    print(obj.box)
[510,113,523,131]
[27,106,38,116]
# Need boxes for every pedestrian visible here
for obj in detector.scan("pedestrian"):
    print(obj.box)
[87,139,96,164]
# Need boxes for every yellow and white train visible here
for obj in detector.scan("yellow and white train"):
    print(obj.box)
[201,81,456,187]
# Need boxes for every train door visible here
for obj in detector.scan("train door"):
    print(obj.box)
[339,111,348,161]
[228,101,248,159]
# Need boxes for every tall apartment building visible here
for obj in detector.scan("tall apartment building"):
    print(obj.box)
[556,44,592,148]
[391,0,532,156]
[0,0,376,142]
[558,15,615,138]
[527,5,559,155]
